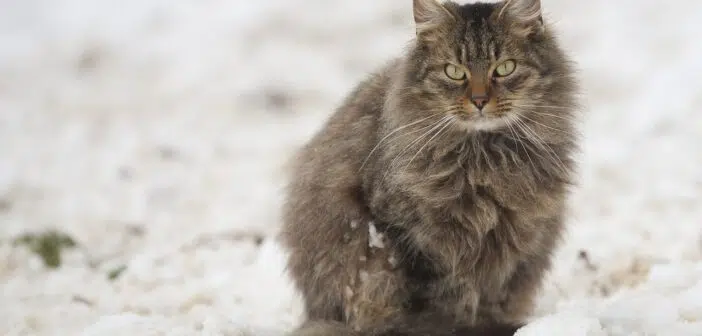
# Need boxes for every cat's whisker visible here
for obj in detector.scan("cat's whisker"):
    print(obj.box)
[386,116,452,176]
[395,115,453,148]
[506,115,536,176]
[523,111,574,121]
[512,119,553,168]
[511,108,574,122]
[381,118,451,162]
[382,117,453,184]
[511,104,573,110]
[400,117,451,154]
[367,107,462,163]
[513,118,569,175]
[359,113,445,171]
[406,117,455,168]
[421,107,464,114]
[517,114,571,135]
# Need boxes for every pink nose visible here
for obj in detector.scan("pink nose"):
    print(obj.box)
[471,95,489,110]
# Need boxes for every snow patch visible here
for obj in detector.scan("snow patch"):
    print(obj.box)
[516,312,605,336]
[368,222,385,249]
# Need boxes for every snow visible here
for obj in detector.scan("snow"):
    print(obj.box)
[1,0,701,335]
[368,222,385,249]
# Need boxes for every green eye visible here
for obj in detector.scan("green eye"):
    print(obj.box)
[444,64,467,80]
[494,60,516,77]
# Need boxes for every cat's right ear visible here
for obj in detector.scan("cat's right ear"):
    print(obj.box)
[413,0,455,39]
[495,0,545,37]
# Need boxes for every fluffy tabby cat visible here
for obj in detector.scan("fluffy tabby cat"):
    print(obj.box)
[280,0,579,335]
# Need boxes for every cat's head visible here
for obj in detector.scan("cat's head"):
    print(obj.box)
[391,0,576,135]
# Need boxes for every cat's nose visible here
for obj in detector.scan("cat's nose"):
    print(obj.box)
[471,96,489,110]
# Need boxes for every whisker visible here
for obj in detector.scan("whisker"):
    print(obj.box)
[505,116,531,197]
[406,117,455,168]
[506,115,535,173]
[523,111,574,121]
[382,116,452,182]
[359,105,465,171]
[512,119,556,171]
[518,114,571,135]
[511,104,572,110]
[513,118,569,174]
[389,116,451,169]
[503,104,575,122]
[359,113,444,170]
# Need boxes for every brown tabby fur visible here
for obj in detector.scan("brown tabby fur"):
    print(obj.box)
[280,0,579,335]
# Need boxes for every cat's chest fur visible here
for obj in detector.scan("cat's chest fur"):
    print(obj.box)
[366,134,561,291]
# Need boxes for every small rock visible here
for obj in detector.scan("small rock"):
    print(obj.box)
[0,198,11,212]
[117,167,133,181]
[107,265,127,281]
[72,295,94,306]
[263,89,292,110]
[578,250,597,271]
[126,225,145,237]
[157,146,179,160]
[77,46,102,72]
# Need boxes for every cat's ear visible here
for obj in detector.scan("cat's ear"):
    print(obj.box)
[413,0,455,38]
[496,0,544,36]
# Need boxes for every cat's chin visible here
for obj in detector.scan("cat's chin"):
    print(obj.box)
[453,115,510,133]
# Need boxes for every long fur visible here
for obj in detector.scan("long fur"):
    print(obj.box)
[280,0,579,335]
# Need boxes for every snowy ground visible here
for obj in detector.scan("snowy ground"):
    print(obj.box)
[1,0,701,335]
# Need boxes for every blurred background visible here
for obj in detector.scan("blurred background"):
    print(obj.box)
[1,0,701,335]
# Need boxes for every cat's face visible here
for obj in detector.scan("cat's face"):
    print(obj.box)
[399,0,574,133]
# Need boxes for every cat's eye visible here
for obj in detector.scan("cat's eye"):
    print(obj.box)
[444,64,467,81]
[494,60,517,77]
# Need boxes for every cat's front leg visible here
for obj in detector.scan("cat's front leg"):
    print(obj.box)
[344,222,410,331]
[282,186,377,322]
[423,276,481,325]
[478,252,552,325]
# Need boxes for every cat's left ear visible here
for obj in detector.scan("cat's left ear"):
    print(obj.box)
[496,0,545,36]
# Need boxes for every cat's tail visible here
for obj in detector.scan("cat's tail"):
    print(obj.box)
[289,315,522,336]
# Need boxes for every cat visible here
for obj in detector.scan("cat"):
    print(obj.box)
[280,0,579,335]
